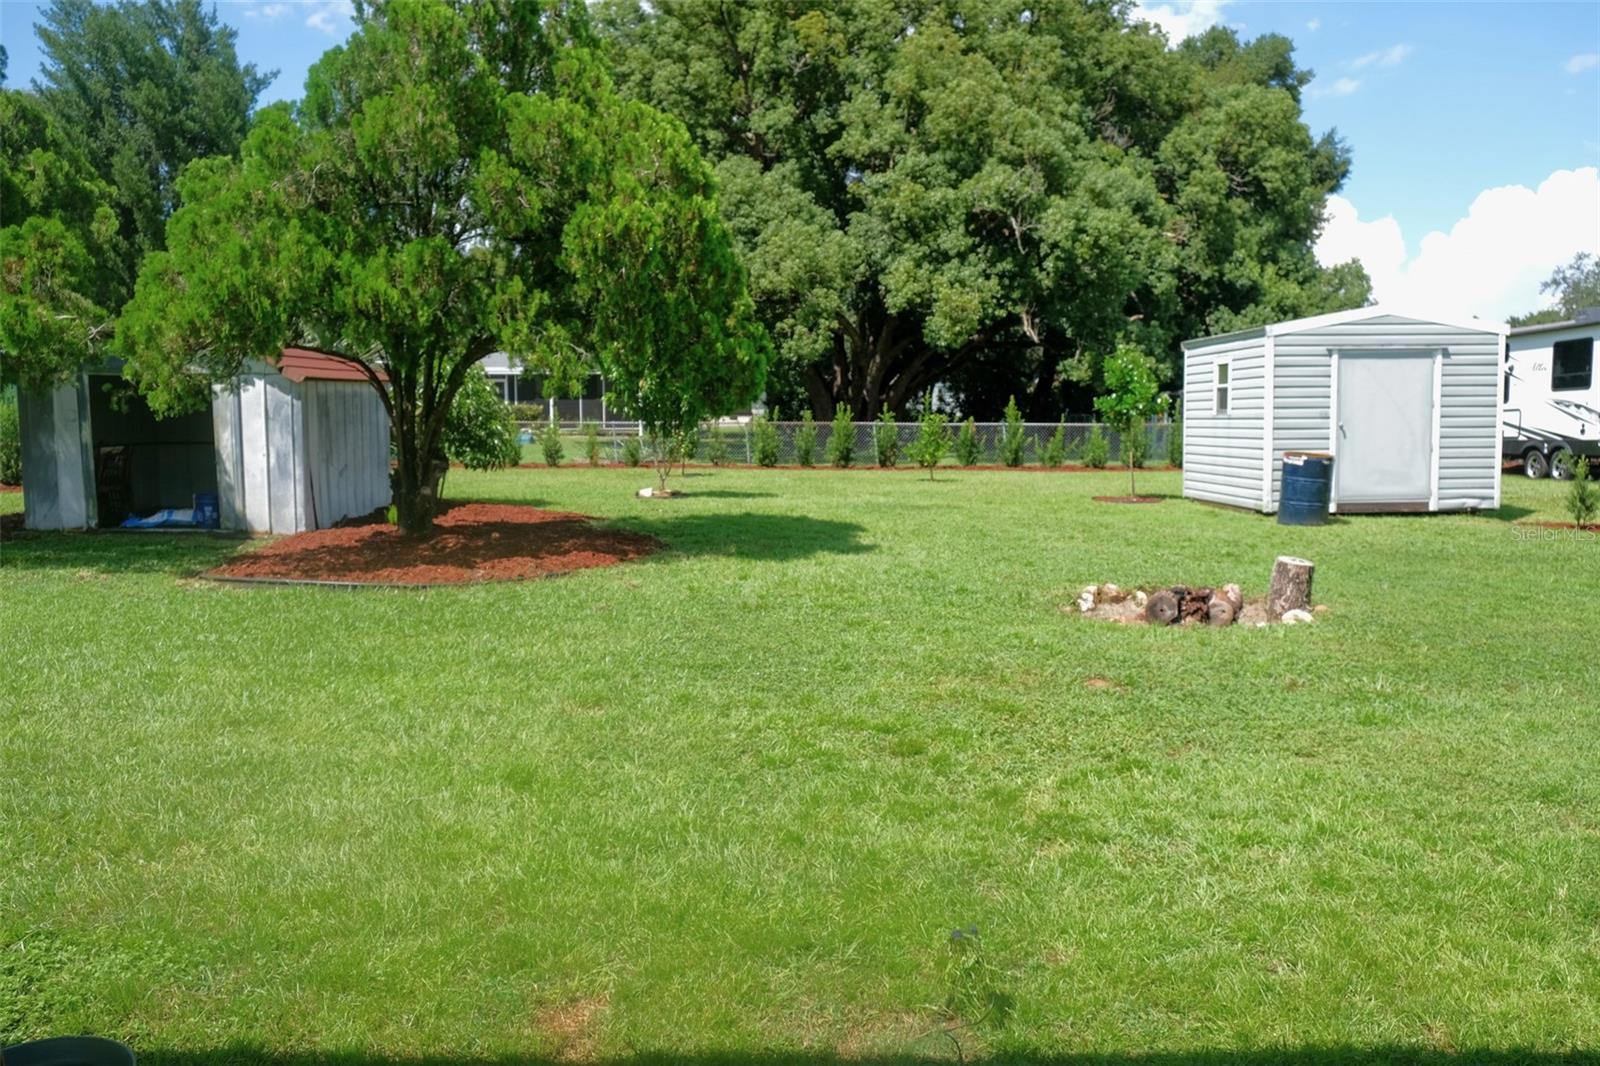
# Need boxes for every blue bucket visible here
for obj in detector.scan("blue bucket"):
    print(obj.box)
[193,491,220,530]
[1278,452,1333,526]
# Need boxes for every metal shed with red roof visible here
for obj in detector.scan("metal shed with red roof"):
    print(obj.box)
[18,349,391,534]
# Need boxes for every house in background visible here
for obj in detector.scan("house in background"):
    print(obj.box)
[1502,308,1599,478]
[1182,307,1505,514]
[18,349,390,534]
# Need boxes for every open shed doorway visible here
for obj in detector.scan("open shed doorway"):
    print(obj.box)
[87,375,218,527]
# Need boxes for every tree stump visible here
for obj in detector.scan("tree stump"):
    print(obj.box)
[1267,556,1314,620]
[1145,589,1180,626]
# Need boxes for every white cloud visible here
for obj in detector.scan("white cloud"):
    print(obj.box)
[305,0,353,36]
[1316,167,1600,321]
[1133,0,1230,46]
[1351,44,1413,69]
[244,2,287,18]
[1565,53,1600,75]
[1306,17,1321,31]
[1309,76,1361,99]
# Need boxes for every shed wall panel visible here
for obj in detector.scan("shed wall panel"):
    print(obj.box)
[303,379,391,527]
[1182,334,1268,509]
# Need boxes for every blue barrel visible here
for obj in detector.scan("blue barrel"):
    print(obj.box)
[1278,451,1333,525]
[193,491,220,529]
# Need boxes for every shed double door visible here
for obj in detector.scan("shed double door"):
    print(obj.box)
[1334,351,1435,508]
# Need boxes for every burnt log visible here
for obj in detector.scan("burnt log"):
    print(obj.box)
[1145,590,1180,626]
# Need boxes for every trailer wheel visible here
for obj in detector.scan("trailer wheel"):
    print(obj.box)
[1523,449,1550,479]
[1550,448,1576,480]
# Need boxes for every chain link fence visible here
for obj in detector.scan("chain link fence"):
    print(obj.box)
[522,419,1175,467]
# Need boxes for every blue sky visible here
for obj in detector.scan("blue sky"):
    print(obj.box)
[3,0,1597,319]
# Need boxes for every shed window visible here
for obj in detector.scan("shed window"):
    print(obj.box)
[1213,359,1231,415]
[1552,338,1593,392]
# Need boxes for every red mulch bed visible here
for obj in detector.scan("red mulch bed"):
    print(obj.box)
[0,483,22,493]
[205,501,660,586]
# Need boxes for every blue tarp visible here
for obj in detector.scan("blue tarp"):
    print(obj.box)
[120,507,197,529]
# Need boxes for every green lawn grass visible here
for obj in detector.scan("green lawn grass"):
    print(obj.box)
[2,468,1596,1065]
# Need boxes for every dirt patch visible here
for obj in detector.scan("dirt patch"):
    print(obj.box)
[534,995,609,1063]
[1092,495,1163,503]
[1074,584,1284,627]
[204,501,659,586]
[0,483,21,493]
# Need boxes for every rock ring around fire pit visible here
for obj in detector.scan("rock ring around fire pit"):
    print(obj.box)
[1073,579,1322,628]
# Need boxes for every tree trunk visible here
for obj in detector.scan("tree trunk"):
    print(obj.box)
[1267,556,1315,620]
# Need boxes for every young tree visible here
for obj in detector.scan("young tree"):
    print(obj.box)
[752,409,780,467]
[116,0,761,529]
[794,410,818,468]
[827,403,856,468]
[954,417,982,467]
[1567,457,1598,527]
[34,0,272,305]
[874,405,901,468]
[1094,344,1170,497]
[908,396,951,481]
[998,396,1028,468]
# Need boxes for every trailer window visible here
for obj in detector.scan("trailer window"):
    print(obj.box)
[1552,338,1593,392]
[1214,359,1231,415]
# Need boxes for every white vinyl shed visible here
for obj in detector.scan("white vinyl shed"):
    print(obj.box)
[1181,307,1506,514]
[18,349,391,534]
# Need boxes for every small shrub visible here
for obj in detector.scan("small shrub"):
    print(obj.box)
[583,422,602,466]
[828,403,855,468]
[908,396,950,479]
[509,402,544,423]
[1042,421,1067,468]
[954,417,982,466]
[998,396,1027,467]
[622,435,643,467]
[1568,456,1598,526]
[442,366,520,469]
[1168,417,1183,468]
[704,427,730,466]
[874,405,900,467]
[538,421,564,466]
[752,410,780,467]
[1083,424,1109,468]
[795,410,818,468]
[0,390,21,485]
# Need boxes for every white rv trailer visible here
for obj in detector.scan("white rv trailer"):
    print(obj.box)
[1503,308,1600,479]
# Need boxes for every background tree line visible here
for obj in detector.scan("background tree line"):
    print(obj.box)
[596,0,1372,419]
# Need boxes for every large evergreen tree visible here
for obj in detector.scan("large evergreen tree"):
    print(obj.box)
[0,86,120,386]
[33,0,273,306]
[598,1,1370,418]
[117,0,764,531]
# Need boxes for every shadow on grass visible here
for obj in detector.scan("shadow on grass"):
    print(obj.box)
[677,489,777,499]
[130,1046,1596,1066]
[0,531,246,575]
[624,511,871,561]
[1475,504,1536,522]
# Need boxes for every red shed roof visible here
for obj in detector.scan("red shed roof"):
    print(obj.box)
[274,348,388,384]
